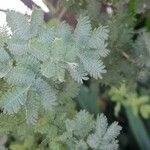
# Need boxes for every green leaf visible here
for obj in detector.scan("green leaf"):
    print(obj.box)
[16,54,40,73]
[89,26,109,57]
[0,26,8,47]
[146,17,150,31]
[76,140,88,150]
[0,87,29,114]
[128,0,138,16]
[140,104,150,119]
[30,8,44,36]
[65,110,94,138]
[8,38,29,56]
[0,48,10,61]
[41,61,56,78]
[67,63,88,83]
[126,107,150,150]
[39,27,55,45]
[74,15,91,46]
[57,22,72,42]
[0,61,12,78]
[26,91,40,124]
[29,40,50,61]
[59,79,80,101]
[95,114,108,136]
[0,48,12,78]
[87,114,121,150]
[41,61,66,82]
[76,83,100,114]
[6,10,30,40]
[35,79,57,111]
[78,52,106,79]
[6,66,35,86]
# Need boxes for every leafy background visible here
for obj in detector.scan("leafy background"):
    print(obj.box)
[0,0,150,150]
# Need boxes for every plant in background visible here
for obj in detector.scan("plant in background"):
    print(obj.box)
[108,82,150,150]
[109,82,150,119]
[0,8,122,149]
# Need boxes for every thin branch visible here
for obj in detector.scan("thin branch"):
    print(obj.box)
[121,51,136,64]
[20,0,51,21]
[20,0,40,9]
[58,8,67,20]
[0,9,6,13]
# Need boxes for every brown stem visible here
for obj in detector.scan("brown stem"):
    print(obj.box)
[20,0,40,9]
[20,0,52,21]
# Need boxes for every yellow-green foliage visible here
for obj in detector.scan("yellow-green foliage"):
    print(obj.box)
[109,83,150,118]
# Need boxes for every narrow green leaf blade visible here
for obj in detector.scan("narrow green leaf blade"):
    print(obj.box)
[126,107,150,150]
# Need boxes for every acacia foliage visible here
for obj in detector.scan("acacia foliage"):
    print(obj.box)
[0,8,121,150]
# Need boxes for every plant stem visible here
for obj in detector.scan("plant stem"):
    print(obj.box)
[0,9,6,13]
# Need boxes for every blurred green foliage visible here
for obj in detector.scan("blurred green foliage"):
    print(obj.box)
[0,0,150,149]
[109,83,150,119]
